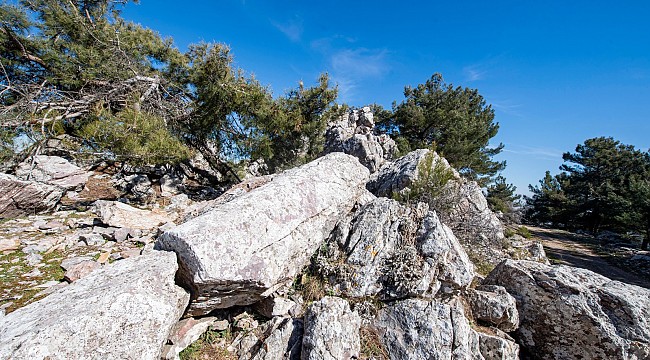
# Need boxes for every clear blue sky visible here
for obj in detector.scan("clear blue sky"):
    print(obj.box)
[122,1,650,195]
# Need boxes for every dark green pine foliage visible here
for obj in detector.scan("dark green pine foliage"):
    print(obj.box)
[486,175,521,213]
[1,1,340,173]
[1,0,191,165]
[525,171,570,226]
[392,73,505,184]
[560,137,648,234]
[527,137,650,248]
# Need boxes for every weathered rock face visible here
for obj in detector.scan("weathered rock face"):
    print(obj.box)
[374,298,457,360]
[323,107,397,173]
[0,173,64,218]
[235,316,303,360]
[466,285,519,332]
[0,252,189,360]
[156,153,370,316]
[323,197,474,300]
[93,200,176,230]
[301,296,361,360]
[374,297,519,360]
[15,155,90,190]
[367,149,506,266]
[484,259,650,359]
[367,148,433,198]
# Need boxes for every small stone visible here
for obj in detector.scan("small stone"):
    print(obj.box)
[113,227,132,242]
[64,260,101,282]
[23,243,49,254]
[162,317,218,360]
[120,249,141,259]
[97,252,110,264]
[0,239,20,252]
[234,312,258,331]
[39,221,66,231]
[23,268,42,277]
[79,233,105,246]
[211,320,229,331]
[25,253,43,266]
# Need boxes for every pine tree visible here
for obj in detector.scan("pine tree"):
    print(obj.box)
[486,176,521,214]
[1,1,340,176]
[392,73,505,184]
[525,171,569,227]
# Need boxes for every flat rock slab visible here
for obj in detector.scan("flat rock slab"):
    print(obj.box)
[93,200,176,230]
[0,251,189,360]
[156,153,369,316]
[16,155,90,190]
[485,259,650,359]
[0,173,64,218]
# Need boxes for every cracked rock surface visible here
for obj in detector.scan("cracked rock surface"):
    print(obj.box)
[156,153,370,316]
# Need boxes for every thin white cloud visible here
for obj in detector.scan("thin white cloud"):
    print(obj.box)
[327,48,389,103]
[463,65,487,82]
[488,96,523,117]
[331,48,389,78]
[272,17,303,42]
[503,144,563,161]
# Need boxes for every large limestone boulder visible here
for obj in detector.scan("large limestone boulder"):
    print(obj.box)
[0,173,64,218]
[373,297,518,360]
[15,155,90,190]
[323,107,397,172]
[0,252,189,360]
[301,296,361,360]
[322,197,474,299]
[466,285,519,332]
[156,153,370,315]
[484,259,650,359]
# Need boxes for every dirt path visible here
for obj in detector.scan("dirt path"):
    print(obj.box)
[528,226,650,289]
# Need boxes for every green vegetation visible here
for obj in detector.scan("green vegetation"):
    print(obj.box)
[2,1,517,193]
[1,0,338,178]
[384,73,505,184]
[486,176,521,214]
[516,226,532,239]
[393,150,455,204]
[0,249,65,313]
[360,327,389,360]
[526,137,650,249]
[179,328,235,360]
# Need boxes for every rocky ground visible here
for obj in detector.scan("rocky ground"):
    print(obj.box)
[1,108,650,360]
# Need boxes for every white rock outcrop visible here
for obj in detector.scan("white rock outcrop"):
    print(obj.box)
[466,285,519,332]
[156,153,370,315]
[0,252,189,360]
[324,197,475,299]
[323,107,396,173]
[485,259,650,359]
[374,297,519,360]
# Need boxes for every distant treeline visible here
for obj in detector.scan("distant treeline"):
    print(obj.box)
[525,137,650,249]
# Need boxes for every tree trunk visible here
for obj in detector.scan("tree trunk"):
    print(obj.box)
[642,217,650,251]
